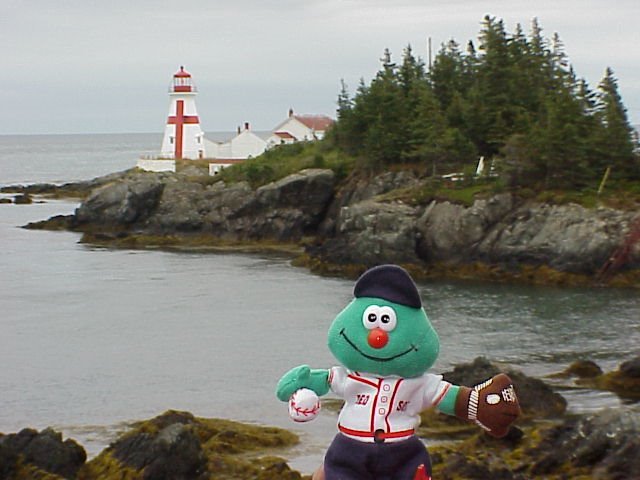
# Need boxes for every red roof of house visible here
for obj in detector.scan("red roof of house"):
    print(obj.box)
[274,131,296,140]
[293,115,334,131]
[208,158,245,164]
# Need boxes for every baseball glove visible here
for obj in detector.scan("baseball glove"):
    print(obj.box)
[454,373,521,438]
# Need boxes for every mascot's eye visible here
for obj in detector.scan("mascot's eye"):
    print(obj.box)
[362,305,381,330]
[378,306,397,332]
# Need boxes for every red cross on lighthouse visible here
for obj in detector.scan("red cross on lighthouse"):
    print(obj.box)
[167,100,200,159]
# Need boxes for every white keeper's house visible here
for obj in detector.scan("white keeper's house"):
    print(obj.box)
[138,67,334,174]
[206,109,334,174]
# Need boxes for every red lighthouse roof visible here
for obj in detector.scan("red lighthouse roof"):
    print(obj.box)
[174,66,191,78]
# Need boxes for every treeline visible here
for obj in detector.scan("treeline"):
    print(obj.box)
[329,16,639,189]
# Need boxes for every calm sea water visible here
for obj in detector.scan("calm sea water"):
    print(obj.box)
[1,134,639,472]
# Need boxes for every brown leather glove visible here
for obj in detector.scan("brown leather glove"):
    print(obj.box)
[454,373,521,438]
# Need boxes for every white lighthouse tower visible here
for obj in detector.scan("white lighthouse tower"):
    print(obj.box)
[160,66,206,159]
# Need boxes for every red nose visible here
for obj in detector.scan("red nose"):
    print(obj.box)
[367,328,389,349]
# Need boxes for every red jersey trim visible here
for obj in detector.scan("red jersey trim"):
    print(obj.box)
[432,383,451,407]
[369,378,382,431]
[338,424,415,439]
[347,374,380,389]
[385,378,403,431]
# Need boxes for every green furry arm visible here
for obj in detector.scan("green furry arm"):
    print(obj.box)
[436,385,460,416]
[276,365,330,401]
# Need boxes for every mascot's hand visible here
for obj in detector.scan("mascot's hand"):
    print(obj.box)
[455,373,521,438]
[276,365,329,402]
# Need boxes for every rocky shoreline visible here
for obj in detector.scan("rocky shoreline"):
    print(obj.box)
[4,166,639,288]
[1,356,639,479]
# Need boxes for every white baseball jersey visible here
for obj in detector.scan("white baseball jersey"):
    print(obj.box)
[328,366,452,443]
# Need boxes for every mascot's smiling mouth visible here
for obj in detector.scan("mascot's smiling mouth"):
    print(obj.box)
[340,328,417,362]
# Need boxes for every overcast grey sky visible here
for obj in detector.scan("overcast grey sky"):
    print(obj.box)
[1,0,638,134]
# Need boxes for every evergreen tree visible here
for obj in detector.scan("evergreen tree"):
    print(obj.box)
[331,79,355,151]
[360,49,408,168]
[398,44,426,98]
[593,67,638,178]
[472,15,518,155]
[429,39,467,113]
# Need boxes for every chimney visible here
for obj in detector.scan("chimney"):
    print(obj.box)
[237,125,241,134]
[244,122,250,131]
[288,108,294,117]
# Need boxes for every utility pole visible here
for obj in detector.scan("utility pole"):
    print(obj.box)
[428,37,432,71]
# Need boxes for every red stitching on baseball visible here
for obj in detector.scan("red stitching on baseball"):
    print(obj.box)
[290,398,320,417]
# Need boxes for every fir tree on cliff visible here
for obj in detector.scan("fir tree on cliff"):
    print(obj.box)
[593,67,639,179]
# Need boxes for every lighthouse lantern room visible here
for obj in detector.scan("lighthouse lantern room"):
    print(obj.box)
[160,66,206,160]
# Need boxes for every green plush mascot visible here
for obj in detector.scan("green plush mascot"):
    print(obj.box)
[276,264,520,480]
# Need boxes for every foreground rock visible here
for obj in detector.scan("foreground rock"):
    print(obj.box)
[418,357,566,440]
[1,169,138,199]
[1,358,639,479]
[559,355,640,400]
[442,357,567,418]
[426,356,640,478]
[0,411,303,480]
[431,406,640,479]
[79,410,301,480]
[0,427,86,479]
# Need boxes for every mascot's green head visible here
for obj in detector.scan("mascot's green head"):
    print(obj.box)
[328,265,439,378]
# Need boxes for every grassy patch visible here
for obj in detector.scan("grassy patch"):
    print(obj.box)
[215,143,355,188]
[532,178,640,210]
[379,177,503,207]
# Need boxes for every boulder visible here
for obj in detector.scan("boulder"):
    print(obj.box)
[559,359,604,378]
[432,406,640,479]
[580,355,640,399]
[112,422,207,480]
[235,168,335,241]
[74,175,165,227]
[416,193,514,262]
[319,170,420,237]
[478,203,637,273]
[530,407,640,478]
[620,356,640,378]
[144,179,210,232]
[81,410,301,480]
[442,357,567,418]
[0,437,19,478]
[1,168,140,198]
[13,194,33,204]
[314,199,420,265]
[0,427,86,478]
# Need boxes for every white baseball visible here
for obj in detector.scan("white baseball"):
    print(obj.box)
[288,388,321,422]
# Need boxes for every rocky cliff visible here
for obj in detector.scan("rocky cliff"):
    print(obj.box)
[24,168,640,284]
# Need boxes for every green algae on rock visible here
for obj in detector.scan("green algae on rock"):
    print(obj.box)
[576,356,640,400]
[0,427,86,480]
[77,410,302,480]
